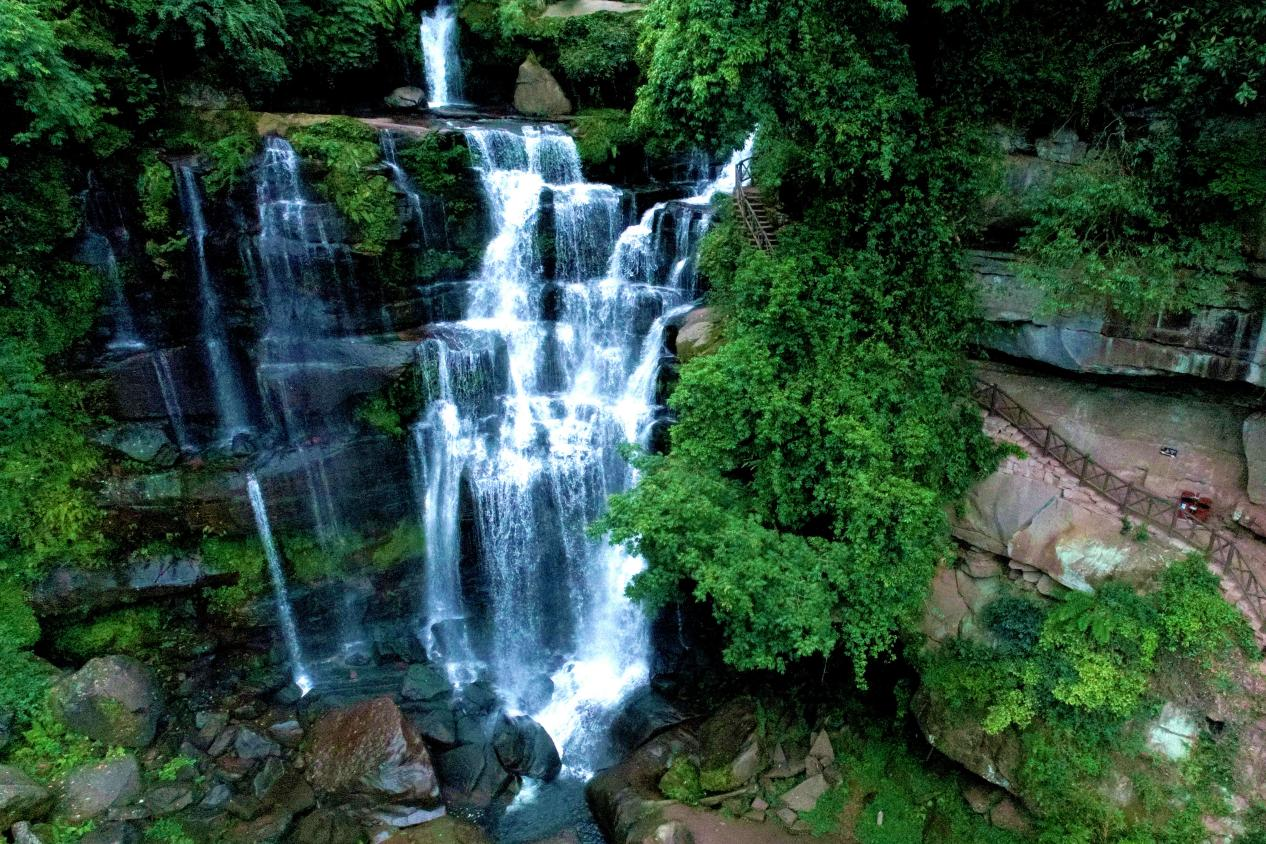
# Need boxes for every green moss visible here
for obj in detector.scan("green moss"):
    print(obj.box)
[10,699,122,784]
[54,607,163,661]
[200,536,266,620]
[371,520,425,570]
[658,755,703,804]
[144,818,196,844]
[288,117,399,256]
[355,362,424,438]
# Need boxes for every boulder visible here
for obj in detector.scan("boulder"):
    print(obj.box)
[492,714,562,781]
[306,696,442,826]
[0,765,51,828]
[401,664,451,702]
[288,807,363,844]
[460,681,498,716]
[386,86,426,109]
[435,743,515,809]
[913,687,1022,794]
[514,55,572,117]
[779,774,828,812]
[696,698,762,791]
[234,727,281,760]
[611,689,688,751]
[142,785,193,816]
[55,756,141,824]
[11,822,42,844]
[380,815,491,843]
[52,656,163,747]
[674,308,718,363]
[93,424,178,466]
[1244,413,1266,505]
[80,822,141,844]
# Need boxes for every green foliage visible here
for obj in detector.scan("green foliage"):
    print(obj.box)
[982,594,1044,656]
[395,133,472,199]
[557,13,640,106]
[658,754,703,804]
[10,700,122,783]
[572,109,638,167]
[1154,553,1256,658]
[355,363,424,437]
[53,607,164,661]
[155,754,197,781]
[288,117,398,255]
[200,535,266,618]
[371,520,425,569]
[0,343,104,579]
[604,214,1002,677]
[136,152,187,270]
[1017,152,1244,320]
[144,818,196,844]
[202,125,260,197]
[923,555,1253,839]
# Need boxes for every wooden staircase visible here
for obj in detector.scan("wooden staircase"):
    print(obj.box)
[973,378,1266,645]
[733,160,779,250]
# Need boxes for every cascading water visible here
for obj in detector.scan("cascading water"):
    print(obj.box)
[246,473,312,694]
[251,136,353,546]
[381,130,444,247]
[420,1,462,109]
[84,175,146,352]
[410,125,752,782]
[151,350,191,451]
[173,165,253,444]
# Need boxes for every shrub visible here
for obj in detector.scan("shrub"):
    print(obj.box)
[288,117,399,255]
[658,755,703,804]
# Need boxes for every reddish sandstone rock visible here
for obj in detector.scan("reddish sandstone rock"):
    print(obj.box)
[306,696,443,828]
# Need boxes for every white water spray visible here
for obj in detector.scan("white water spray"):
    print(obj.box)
[246,473,312,695]
[420,2,462,108]
[410,125,752,777]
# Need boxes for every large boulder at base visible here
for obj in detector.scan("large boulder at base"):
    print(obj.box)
[55,756,141,824]
[913,687,1022,795]
[80,822,141,844]
[435,742,516,809]
[0,765,52,828]
[514,55,572,117]
[674,308,719,363]
[288,807,363,844]
[53,657,163,748]
[492,714,561,781]
[385,86,426,108]
[381,815,491,843]
[306,696,443,827]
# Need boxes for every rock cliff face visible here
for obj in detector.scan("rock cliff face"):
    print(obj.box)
[919,362,1266,832]
[975,250,1266,385]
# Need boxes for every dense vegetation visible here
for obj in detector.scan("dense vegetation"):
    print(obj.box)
[3,0,1266,839]
[600,0,1266,839]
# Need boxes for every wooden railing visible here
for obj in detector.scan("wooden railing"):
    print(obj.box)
[733,160,778,251]
[973,379,1266,630]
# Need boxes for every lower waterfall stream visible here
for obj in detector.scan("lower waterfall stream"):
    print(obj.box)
[225,121,751,840]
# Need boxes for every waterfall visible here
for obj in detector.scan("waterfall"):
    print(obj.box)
[410,124,748,775]
[420,1,462,108]
[380,130,442,246]
[252,136,352,547]
[83,177,145,351]
[173,165,253,444]
[151,350,191,451]
[246,472,312,694]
